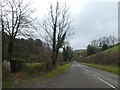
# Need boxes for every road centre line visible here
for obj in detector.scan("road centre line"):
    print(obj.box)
[93,75,118,90]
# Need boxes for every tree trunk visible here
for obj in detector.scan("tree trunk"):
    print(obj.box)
[52,45,60,66]
[52,24,57,66]
[63,47,67,61]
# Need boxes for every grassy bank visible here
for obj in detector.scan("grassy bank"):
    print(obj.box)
[80,44,119,66]
[42,63,71,79]
[80,62,119,75]
[26,63,41,68]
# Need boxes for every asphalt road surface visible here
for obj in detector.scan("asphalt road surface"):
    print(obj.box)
[16,61,119,89]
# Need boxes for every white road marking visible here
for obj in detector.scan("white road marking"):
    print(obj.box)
[94,75,118,90]
[93,75,97,77]
[84,68,90,72]
[86,70,89,72]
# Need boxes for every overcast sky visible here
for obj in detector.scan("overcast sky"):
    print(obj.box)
[30,0,118,50]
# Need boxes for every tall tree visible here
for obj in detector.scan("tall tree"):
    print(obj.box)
[0,0,35,72]
[87,44,95,56]
[38,2,73,66]
[63,44,73,62]
[108,36,117,46]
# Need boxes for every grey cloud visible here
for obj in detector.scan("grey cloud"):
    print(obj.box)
[69,2,118,50]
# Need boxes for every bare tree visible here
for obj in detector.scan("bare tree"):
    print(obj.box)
[91,40,99,48]
[0,0,35,72]
[37,2,73,66]
[97,37,108,47]
[108,36,117,46]
[90,36,118,50]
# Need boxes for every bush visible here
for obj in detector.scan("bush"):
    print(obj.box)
[24,62,54,76]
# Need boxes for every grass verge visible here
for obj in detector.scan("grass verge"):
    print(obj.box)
[2,66,14,88]
[80,62,119,75]
[42,63,71,79]
[3,63,71,88]
[13,63,71,84]
[2,79,13,88]
[26,63,41,68]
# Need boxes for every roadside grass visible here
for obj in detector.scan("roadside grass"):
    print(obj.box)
[3,62,71,88]
[19,63,71,84]
[12,63,71,87]
[2,66,14,88]
[3,62,42,88]
[42,63,71,79]
[26,63,41,68]
[2,79,13,88]
[80,62,119,75]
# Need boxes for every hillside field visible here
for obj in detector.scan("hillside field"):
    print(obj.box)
[79,43,119,66]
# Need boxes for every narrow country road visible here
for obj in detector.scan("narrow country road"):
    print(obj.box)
[15,61,119,89]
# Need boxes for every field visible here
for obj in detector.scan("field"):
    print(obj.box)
[80,44,119,66]
[92,43,119,57]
